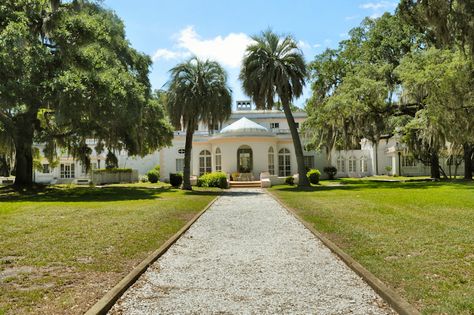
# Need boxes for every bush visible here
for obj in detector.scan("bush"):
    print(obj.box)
[147,170,160,183]
[323,166,337,180]
[92,168,132,174]
[385,165,393,175]
[139,175,148,183]
[169,173,183,188]
[285,176,294,186]
[154,164,160,173]
[197,172,228,188]
[306,169,321,185]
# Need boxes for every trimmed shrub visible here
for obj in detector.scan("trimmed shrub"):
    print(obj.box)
[306,169,321,185]
[323,166,337,180]
[197,172,228,188]
[154,164,160,173]
[285,176,294,186]
[92,168,132,174]
[147,170,159,183]
[170,173,183,188]
[139,175,148,183]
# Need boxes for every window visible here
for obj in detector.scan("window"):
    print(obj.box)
[268,147,275,175]
[215,148,222,172]
[270,122,280,129]
[199,150,212,176]
[42,164,50,174]
[176,158,184,172]
[360,157,368,173]
[178,148,185,154]
[337,156,345,173]
[278,148,291,177]
[303,155,314,170]
[402,155,416,167]
[348,156,357,172]
[60,163,75,179]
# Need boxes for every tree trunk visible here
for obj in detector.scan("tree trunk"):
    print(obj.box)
[182,121,194,190]
[463,143,473,180]
[281,101,310,188]
[430,151,440,179]
[0,155,10,177]
[13,122,35,187]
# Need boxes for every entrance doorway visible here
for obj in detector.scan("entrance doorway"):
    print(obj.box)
[237,145,253,173]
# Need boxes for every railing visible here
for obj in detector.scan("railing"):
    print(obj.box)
[174,128,297,136]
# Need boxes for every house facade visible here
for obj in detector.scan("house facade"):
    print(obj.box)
[33,100,463,185]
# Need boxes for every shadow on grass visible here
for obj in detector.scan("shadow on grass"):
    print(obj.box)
[273,179,474,193]
[0,185,221,203]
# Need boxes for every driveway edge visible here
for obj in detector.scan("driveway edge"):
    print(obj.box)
[85,194,220,315]
[265,189,420,315]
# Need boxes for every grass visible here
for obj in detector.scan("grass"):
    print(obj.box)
[270,179,474,314]
[0,183,219,315]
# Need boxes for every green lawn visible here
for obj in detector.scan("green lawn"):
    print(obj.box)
[270,180,474,314]
[0,183,218,315]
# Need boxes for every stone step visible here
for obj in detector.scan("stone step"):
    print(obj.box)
[229,181,262,188]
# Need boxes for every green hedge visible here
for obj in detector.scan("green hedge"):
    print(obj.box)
[170,173,183,188]
[92,168,132,174]
[285,176,294,185]
[306,169,321,184]
[147,170,160,183]
[197,172,227,188]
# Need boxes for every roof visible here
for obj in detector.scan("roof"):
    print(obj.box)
[218,117,274,137]
[230,110,307,120]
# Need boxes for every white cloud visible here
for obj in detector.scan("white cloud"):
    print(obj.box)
[313,43,321,48]
[298,40,311,49]
[360,1,397,10]
[174,26,253,68]
[360,1,397,19]
[339,33,348,38]
[152,49,190,61]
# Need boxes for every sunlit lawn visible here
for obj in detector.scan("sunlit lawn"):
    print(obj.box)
[0,183,219,315]
[270,179,474,314]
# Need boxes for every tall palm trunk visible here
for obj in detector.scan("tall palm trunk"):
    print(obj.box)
[282,101,310,187]
[182,121,194,190]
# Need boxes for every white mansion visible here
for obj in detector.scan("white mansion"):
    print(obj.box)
[33,101,463,185]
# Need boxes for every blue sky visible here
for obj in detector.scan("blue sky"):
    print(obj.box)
[103,0,398,108]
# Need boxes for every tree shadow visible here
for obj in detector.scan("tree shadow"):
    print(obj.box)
[273,179,474,193]
[0,184,225,203]
[0,185,208,203]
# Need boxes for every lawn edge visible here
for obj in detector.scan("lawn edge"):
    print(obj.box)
[84,194,221,315]
[265,188,421,315]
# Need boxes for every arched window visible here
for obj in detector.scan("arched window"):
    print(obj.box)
[268,147,275,175]
[215,148,222,172]
[348,156,357,172]
[199,150,212,176]
[337,156,345,173]
[278,148,291,177]
[360,156,368,173]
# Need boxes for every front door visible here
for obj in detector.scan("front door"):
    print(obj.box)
[237,146,253,173]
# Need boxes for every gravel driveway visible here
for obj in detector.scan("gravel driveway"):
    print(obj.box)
[110,189,394,314]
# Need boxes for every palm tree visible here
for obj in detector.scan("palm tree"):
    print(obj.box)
[240,30,310,187]
[166,57,232,190]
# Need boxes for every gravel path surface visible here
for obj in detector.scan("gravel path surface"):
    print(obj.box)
[110,189,394,314]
